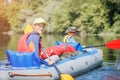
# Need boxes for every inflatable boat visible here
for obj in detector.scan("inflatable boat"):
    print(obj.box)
[0,48,103,80]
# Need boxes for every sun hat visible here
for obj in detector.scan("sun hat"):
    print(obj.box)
[65,26,79,33]
[33,18,47,25]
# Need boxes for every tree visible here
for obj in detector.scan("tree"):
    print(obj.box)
[51,0,110,34]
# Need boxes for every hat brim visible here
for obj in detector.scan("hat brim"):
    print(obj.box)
[65,30,79,33]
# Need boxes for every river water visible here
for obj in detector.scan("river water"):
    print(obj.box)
[0,33,120,80]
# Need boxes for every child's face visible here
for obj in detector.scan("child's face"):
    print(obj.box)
[68,32,77,36]
[34,23,46,34]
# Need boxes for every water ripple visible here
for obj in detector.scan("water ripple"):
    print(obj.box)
[75,66,120,80]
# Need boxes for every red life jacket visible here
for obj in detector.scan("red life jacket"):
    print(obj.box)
[18,33,45,59]
[18,33,33,52]
[41,44,75,59]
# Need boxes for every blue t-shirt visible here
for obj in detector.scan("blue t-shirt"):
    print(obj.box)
[27,32,49,66]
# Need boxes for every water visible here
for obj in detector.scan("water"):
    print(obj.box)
[75,66,120,80]
[0,33,120,80]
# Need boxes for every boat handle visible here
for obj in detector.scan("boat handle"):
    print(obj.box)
[8,72,52,77]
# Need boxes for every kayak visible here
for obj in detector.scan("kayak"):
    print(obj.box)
[0,48,103,80]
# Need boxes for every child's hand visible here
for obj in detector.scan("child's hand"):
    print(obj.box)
[48,59,55,65]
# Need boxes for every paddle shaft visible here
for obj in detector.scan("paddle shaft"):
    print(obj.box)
[83,39,120,50]
[42,48,61,80]
[84,44,105,48]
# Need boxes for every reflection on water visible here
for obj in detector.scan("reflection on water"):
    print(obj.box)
[0,34,10,60]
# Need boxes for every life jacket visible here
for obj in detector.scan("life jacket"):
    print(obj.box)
[63,35,71,43]
[41,44,75,59]
[56,41,83,52]
[18,33,43,58]
[18,33,33,52]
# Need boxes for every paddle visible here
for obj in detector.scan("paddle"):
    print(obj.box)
[24,24,33,34]
[42,48,74,80]
[84,39,120,50]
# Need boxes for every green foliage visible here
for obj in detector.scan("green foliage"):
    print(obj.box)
[51,0,110,34]
[101,0,120,34]
[51,0,120,34]
[1,0,120,34]
[111,14,120,33]
[51,0,84,33]
[5,1,21,32]
[74,0,109,34]
[0,3,6,18]
[4,0,45,33]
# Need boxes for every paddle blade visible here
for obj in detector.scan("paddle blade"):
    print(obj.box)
[105,39,120,50]
[61,74,74,80]
[24,24,33,34]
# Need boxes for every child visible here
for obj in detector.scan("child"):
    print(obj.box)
[63,26,83,52]
[64,26,79,43]
[18,18,54,66]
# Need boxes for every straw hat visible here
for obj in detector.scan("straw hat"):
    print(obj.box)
[65,26,79,33]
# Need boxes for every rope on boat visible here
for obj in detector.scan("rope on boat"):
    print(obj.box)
[8,72,52,77]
